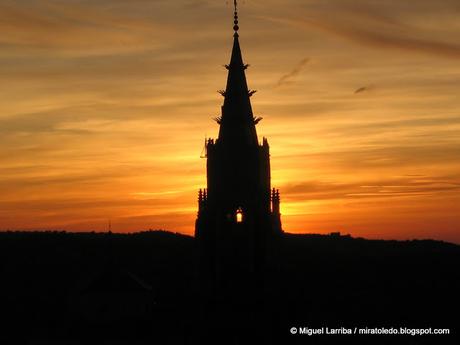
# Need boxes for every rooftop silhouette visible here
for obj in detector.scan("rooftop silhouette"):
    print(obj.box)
[0,230,459,344]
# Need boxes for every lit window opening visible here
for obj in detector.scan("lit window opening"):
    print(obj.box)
[236,208,243,223]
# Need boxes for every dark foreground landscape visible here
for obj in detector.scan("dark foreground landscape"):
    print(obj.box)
[0,231,458,344]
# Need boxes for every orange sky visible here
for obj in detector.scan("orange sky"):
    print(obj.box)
[1,0,459,243]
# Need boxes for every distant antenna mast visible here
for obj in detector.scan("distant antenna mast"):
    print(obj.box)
[108,219,112,232]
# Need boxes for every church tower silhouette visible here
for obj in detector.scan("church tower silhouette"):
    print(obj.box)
[195,1,282,301]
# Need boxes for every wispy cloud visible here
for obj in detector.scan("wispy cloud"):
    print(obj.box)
[282,175,460,202]
[276,57,309,87]
[354,85,374,94]
[264,14,460,60]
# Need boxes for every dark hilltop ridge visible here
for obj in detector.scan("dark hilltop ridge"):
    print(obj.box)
[0,230,459,344]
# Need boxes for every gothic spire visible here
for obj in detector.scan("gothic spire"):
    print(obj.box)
[217,1,258,147]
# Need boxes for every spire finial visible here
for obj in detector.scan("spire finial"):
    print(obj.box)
[233,0,239,36]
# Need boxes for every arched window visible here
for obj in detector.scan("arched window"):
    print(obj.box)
[236,208,243,223]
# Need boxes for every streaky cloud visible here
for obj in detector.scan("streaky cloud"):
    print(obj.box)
[265,16,460,60]
[276,57,310,87]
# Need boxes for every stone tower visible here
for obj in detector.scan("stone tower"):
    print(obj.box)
[195,2,282,301]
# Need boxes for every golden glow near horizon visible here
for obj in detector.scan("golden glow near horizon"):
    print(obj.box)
[1,0,460,243]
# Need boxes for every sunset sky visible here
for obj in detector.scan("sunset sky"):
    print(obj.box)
[1,0,460,243]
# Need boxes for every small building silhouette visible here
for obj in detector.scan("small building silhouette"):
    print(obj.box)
[70,266,155,325]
